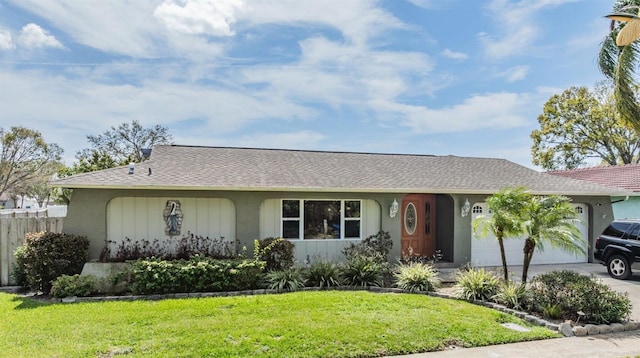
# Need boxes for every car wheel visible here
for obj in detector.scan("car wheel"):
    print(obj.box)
[607,254,632,280]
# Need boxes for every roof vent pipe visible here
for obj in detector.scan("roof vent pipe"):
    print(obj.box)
[128,163,135,175]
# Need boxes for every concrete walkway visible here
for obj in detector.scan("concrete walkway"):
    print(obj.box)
[394,331,640,358]
[393,263,640,358]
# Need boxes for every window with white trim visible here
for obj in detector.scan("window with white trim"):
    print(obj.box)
[281,199,362,240]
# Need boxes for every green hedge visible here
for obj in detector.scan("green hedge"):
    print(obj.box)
[130,257,266,295]
[17,232,89,293]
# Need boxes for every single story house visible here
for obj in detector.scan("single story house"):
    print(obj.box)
[549,164,640,220]
[51,145,630,267]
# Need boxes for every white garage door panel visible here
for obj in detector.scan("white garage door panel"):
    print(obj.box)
[471,203,588,267]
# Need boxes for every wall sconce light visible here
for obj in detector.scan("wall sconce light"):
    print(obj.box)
[461,198,471,217]
[389,199,399,218]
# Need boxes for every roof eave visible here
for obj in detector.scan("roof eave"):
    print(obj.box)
[49,183,629,197]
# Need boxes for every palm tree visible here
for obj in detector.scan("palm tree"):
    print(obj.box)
[472,187,530,281]
[520,195,586,283]
[600,0,640,133]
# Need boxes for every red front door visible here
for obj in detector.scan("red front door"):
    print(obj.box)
[401,194,436,258]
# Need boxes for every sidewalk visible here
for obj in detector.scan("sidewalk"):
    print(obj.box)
[392,331,640,358]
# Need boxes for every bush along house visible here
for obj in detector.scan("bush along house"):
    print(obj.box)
[50,145,630,267]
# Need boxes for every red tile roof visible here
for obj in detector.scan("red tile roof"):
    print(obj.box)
[548,164,640,192]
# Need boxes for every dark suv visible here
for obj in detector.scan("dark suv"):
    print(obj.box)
[594,219,640,279]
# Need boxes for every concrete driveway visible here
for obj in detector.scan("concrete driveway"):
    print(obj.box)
[509,263,640,322]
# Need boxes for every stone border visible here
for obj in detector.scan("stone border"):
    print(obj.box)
[422,290,639,337]
[26,285,640,337]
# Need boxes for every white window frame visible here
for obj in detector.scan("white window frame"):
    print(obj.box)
[281,199,362,240]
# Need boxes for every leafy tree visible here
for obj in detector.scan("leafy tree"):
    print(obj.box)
[473,187,530,281]
[53,151,118,205]
[531,83,640,170]
[25,161,64,207]
[77,120,172,166]
[0,127,63,201]
[599,0,640,133]
[520,195,586,283]
[54,121,173,204]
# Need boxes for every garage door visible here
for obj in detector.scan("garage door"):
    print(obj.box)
[471,202,588,266]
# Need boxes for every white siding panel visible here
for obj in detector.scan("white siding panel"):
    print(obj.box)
[471,202,589,266]
[362,200,381,238]
[107,197,235,245]
[259,199,281,239]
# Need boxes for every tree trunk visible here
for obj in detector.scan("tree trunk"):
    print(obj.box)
[497,237,508,281]
[521,238,536,283]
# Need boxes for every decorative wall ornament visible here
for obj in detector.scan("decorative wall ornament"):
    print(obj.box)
[163,200,183,236]
[461,198,471,217]
[389,198,399,218]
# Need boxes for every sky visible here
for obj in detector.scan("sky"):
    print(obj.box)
[0,0,615,169]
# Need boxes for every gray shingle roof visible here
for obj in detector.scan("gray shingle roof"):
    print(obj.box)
[50,145,631,196]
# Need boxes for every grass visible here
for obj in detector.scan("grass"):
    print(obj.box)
[0,291,558,357]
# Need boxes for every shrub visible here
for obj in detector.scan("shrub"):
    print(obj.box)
[11,246,28,288]
[493,281,530,310]
[265,268,306,291]
[529,270,631,324]
[342,255,385,287]
[18,232,89,293]
[305,260,342,288]
[542,304,563,320]
[455,267,500,301]
[100,234,240,262]
[342,231,392,263]
[129,257,265,295]
[255,237,295,271]
[50,274,97,298]
[394,262,441,292]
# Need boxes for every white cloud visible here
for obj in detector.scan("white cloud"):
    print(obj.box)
[500,65,529,82]
[0,29,14,50]
[0,67,315,161]
[18,23,63,49]
[405,0,433,9]
[243,0,405,45]
[479,0,579,60]
[441,48,468,61]
[154,0,245,36]
[378,92,532,133]
[6,1,177,58]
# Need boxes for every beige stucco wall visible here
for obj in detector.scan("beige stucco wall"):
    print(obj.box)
[65,189,402,262]
[64,189,614,265]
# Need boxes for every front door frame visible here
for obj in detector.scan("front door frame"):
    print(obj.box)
[400,194,436,258]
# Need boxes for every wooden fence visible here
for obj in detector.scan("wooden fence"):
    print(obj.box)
[0,217,64,286]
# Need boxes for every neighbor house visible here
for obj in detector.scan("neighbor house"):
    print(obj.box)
[51,145,630,267]
[549,164,640,220]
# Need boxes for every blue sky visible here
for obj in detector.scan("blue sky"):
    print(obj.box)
[0,0,613,168]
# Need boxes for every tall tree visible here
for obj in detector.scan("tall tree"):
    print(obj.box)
[520,195,586,283]
[473,187,530,281]
[25,161,64,208]
[531,83,640,170]
[77,120,173,166]
[0,127,63,201]
[600,0,640,133]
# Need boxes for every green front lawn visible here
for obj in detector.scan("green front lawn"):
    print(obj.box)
[0,291,558,357]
